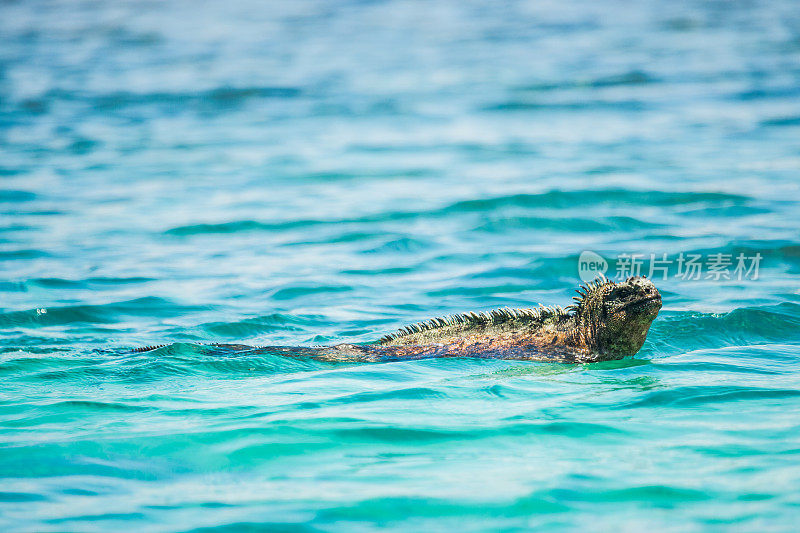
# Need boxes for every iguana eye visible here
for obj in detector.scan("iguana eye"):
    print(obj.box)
[615,287,634,298]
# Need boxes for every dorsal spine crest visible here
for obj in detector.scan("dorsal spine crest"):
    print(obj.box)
[377,305,563,345]
[378,275,616,345]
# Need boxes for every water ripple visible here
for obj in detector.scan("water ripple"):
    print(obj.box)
[2,0,800,530]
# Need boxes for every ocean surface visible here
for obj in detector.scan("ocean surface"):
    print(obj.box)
[2,0,800,530]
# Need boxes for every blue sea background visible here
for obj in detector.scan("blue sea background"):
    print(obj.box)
[2,0,800,530]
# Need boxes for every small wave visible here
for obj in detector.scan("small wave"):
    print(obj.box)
[676,205,772,218]
[0,249,49,260]
[29,278,85,289]
[483,99,648,112]
[40,400,152,413]
[616,385,800,409]
[270,284,351,301]
[732,86,800,101]
[443,189,751,213]
[474,214,665,233]
[340,266,416,276]
[761,115,800,127]
[513,70,657,92]
[0,224,36,233]
[201,313,319,337]
[315,495,567,522]
[0,190,37,202]
[47,85,303,110]
[86,276,156,285]
[183,521,318,532]
[0,281,26,292]
[47,513,148,525]
[361,237,435,254]
[161,189,754,242]
[551,485,710,503]
[164,219,322,236]
[0,298,207,329]
[649,345,795,375]
[647,303,800,354]
[98,344,335,378]
[0,491,48,502]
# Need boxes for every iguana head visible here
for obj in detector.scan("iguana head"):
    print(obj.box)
[572,276,662,358]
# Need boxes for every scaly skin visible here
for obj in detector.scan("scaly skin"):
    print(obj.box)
[132,276,662,363]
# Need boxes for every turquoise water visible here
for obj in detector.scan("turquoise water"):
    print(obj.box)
[2,0,800,530]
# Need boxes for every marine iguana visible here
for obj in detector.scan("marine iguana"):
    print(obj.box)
[133,276,661,363]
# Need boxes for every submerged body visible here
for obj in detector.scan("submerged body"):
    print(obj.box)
[135,276,662,363]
